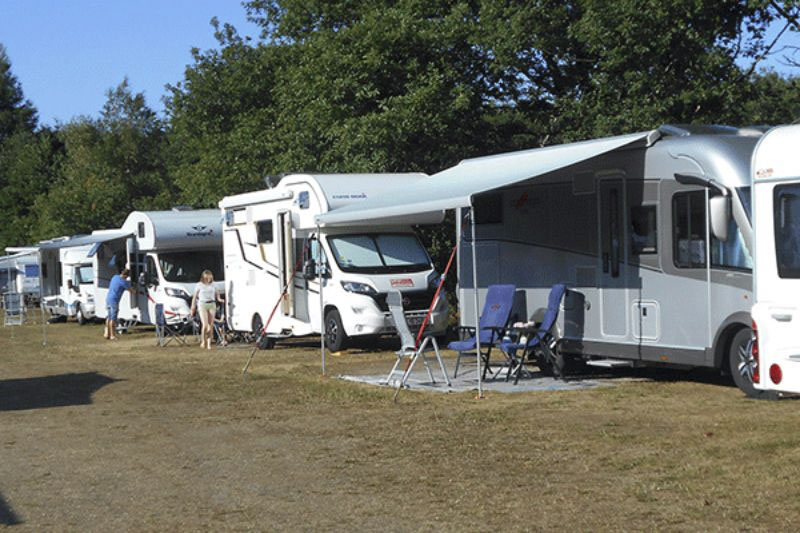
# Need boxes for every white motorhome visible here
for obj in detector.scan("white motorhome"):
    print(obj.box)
[90,209,224,326]
[219,174,448,350]
[38,241,97,323]
[751,124,800,394]
[1,249,39,302]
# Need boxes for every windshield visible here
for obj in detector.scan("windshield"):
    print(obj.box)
[774,183,800,278]
[737,186,752,222]
[158,251,224,283]
[76,265,94,284]
[328,234,431,273]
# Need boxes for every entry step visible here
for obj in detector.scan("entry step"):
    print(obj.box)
[585,359,635,368]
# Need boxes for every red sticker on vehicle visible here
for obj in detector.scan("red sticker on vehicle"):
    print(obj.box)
[390,278,414,287]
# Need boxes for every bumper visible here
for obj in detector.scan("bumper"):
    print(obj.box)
[340,298,449,337]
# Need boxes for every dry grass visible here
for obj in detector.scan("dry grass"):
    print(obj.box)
[2,315,800,531]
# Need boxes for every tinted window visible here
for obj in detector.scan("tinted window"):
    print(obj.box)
[159,251,224,282]
[774,184,800,278]
[673,191,706,268]
[256,220,273,244]
[630,205,657,255]
[328,234,431,273]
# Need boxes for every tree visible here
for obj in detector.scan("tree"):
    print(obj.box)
[0,44,37,143]
[33,80,171,239]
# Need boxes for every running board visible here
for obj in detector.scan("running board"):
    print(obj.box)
[586,359,635,368]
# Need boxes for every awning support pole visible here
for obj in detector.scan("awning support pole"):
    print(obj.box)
[470,205,483,399]
[318,225,326,376]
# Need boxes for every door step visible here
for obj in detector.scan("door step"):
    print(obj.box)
[586,358,635,368]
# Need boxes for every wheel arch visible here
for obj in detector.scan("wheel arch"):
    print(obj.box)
[712,311,751,371]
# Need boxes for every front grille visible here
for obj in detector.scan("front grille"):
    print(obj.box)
[371,289,437,312]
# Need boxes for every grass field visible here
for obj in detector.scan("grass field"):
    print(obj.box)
[2,316,800,531]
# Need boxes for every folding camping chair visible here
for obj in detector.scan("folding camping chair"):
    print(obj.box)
[384,291,451,388]
[449,284,516,379]
[499,283,567,384]
[213,306,229,346]
[155,303,187,346]
[3,292,24,326]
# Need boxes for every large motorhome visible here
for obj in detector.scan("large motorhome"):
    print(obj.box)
[453,125,767,396]
[0,249,39,302]
[219,173,448,351]
[38,241,97,323]
[91,209,224,326]
[751,124,800,395]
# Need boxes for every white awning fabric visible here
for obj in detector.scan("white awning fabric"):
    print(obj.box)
[316,130,656,226]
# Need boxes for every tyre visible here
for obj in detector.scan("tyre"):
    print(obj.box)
[252,314,274,350]
[728,328,779,400]
[324,309,348,352]
[76,304,87,325]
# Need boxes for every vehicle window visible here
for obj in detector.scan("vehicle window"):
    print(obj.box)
[294,237,329,278]
[159,251,224,282]
[374,235,430,266]
[77,265,94,284]
[774,184,800,278]
[630,205,657,255]
[737,186,752,222]
[711,216,752,271]
[256,220,273,244]
[328,234,431,273]
[673,191,707,268]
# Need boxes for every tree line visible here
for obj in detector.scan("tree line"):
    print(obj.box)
[2,0,800,263]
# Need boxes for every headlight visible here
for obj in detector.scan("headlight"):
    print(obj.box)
[340,281,377,295]
[165,287,190,299]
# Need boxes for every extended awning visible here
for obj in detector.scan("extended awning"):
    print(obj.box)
[37,231,132,254]
[316,130,658,226]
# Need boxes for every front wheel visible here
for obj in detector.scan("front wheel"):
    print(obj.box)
[76,304,87,325]
[324,309,348,352]
[728,328,779,400]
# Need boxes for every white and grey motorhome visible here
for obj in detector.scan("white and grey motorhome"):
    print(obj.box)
[89,209,224,326]
[314,125,779,397]
[219,173,448,350]
[38,241,97,323]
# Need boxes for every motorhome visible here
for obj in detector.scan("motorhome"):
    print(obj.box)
[314,125,781,398]
[219,173,448,351]
[89,209,224,327]
[751,124,800,395]
[38,241,97,323]
[0,249,39,302]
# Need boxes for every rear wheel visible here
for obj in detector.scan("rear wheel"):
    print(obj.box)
[728,328,779,400]
[251,314,274,350]
[324,309,348,352]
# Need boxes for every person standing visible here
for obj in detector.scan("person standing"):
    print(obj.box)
[190,269,221,350]
[105,268,134,340]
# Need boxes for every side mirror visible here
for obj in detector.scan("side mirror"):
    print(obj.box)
[709,195,730,242]
[303,259,316,279]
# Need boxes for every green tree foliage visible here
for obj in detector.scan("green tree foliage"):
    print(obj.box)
[0,44,37,143]
[33,80,172,239]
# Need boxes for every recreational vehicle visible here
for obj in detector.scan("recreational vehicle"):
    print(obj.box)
[751,124,800,395]
[38,241,97,323]
[315,125,784,398]
[0,249,39,302]
[219,174,448,351]
[89,209,224,327]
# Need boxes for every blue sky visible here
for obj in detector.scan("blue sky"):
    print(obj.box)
[0,0,261,126]
[1,2,798,127]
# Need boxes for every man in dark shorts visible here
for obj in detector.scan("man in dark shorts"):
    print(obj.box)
[105,268,134,340]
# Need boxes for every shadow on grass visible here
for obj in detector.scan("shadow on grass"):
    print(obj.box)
[0,491,22,525]
[0,372,119,412]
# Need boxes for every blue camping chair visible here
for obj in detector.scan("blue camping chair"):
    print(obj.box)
[449,284,516,379]
[500,283,567,384]
[155,303,187,347]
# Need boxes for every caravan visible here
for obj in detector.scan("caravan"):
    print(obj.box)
[0,249,39,302]
[91,209,224,326]
[751,125,800,394]
[38,240,97,323]
[219,174,448,350]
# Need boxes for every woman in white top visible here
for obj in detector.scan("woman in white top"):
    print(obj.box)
[190,269,221,350]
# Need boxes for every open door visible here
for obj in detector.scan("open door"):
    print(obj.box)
[277,211,295,316]
[752,125,800,393]
[598,177,628,338]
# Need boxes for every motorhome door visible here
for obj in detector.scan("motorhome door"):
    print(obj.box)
[277,211,295,316]
[598,177,628,337]
[752,125,800,393]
